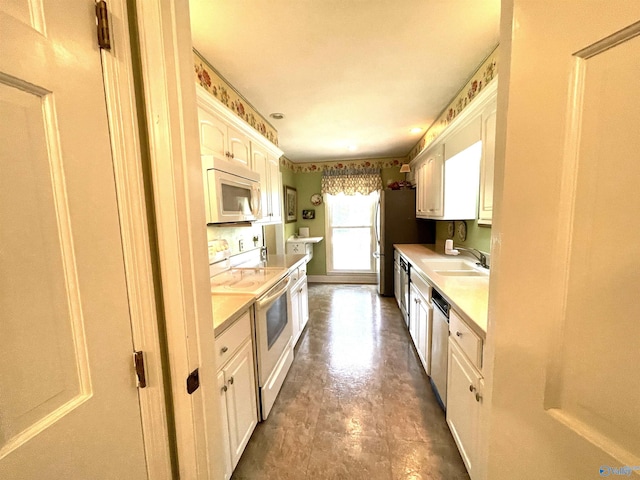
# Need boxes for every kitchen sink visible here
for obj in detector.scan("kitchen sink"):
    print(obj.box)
[434,270,488,277]
[421,260,478,271]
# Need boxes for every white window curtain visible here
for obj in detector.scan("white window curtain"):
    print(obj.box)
[321,167,382,196]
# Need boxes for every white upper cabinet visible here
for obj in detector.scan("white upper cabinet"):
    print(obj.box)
[198,106,251,169]
[478,98,497,225]
[416,145,444,218]
[413,80,498,221]
[252,144,282,224]
[227,125,251,168]
[196,86,284,218]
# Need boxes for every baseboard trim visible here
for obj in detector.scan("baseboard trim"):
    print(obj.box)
[308,274,377,284]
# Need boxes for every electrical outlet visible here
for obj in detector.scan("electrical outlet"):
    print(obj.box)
[238,239,244,251]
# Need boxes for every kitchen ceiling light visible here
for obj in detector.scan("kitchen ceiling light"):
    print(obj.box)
[347,145,357,151]
[269,113,285,120]
[410,127,423,134]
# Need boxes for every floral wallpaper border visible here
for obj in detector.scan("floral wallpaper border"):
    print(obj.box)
[280,156,404,173]
[407,45,499,162]
[194,50,279,146]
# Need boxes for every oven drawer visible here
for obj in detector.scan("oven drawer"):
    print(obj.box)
[215,310,251,368]
[449,309,482,370]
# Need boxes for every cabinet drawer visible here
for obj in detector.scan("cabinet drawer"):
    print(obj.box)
[215,310,251,369]
[449,309,482,369]
[290,267,300,284]
[290,263,307,284]
[411,271,432,301]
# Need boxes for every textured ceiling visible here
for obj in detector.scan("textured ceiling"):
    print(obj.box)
[189,0,500,163]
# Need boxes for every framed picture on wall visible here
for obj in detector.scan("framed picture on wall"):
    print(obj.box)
[284,185,297,223]
[302,209,315,220]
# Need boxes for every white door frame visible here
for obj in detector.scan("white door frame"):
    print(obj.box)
[99,1,173,478]
[132,1,224,479]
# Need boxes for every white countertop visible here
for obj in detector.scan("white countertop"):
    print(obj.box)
[394,244,489,338]
[211,253,307,336]
[287,236,324,243]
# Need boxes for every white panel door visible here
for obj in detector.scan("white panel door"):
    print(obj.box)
[227,125,251,167]
[268,154,283,223]
[224,341,258,469]
[217,370,233,480]
[487,2,640,479]
[198,106,227,166]
[251,144,270,221]
[0,2,148,478]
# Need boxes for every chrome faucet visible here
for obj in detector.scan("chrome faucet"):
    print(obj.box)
[455,246,489,270]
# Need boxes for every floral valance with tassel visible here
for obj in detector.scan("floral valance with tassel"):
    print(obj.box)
[321,167,382,196]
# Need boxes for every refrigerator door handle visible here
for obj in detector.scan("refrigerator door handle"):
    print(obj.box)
[374,199,380,244]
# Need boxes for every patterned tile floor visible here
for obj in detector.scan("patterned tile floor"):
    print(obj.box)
[232,284,470,480]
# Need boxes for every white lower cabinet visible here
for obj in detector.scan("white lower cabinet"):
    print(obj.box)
[409,279,432,375]
[290,270,309,345]
[447,328,484,479]
[216,316,258,478]
[393,254,401,308]
[217,370,233,480]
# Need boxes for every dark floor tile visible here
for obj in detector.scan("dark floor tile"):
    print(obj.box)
[234,284,469,480]
[306,431,392,480]
[232,423,314,479]
[389,438,470,480]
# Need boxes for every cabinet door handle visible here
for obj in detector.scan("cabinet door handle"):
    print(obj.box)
[221,346,228,353]
[456,331,462,337]
[469,384,476,392]
[221,385,228,393]
[228,376,234,385]
[475,392,482,402]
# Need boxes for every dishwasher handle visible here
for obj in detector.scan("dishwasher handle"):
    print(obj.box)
[431,290,450,319]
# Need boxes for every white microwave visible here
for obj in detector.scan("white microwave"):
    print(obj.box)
[204,156,262,224]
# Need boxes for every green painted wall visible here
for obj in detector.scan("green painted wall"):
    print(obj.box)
[294,172,325,275]
[283,165,411,276]
[435,220,491,252]
[381,166,405,188]
[280,164,298,242]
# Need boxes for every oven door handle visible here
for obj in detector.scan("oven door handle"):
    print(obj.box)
[257,277,290,309]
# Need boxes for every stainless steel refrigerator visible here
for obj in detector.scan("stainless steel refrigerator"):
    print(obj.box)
[374,189,434,296]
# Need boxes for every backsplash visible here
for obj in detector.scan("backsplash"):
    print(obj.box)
[435,220,491,254]
[194,49,279,147]
[407,45,499,162]
[207,224,264,259]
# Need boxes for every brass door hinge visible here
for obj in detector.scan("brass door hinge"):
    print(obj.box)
[186,368,200,394]
[134,351,147,388]
[95,0,111,50]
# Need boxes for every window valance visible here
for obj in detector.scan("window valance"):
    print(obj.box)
[321,167,382,196]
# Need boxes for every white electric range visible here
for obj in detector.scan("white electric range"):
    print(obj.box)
[209,241,293,420]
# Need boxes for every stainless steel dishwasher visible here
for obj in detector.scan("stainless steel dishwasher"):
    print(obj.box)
[430,289,449,410]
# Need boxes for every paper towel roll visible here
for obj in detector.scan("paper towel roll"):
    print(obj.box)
[299,227,309,238]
